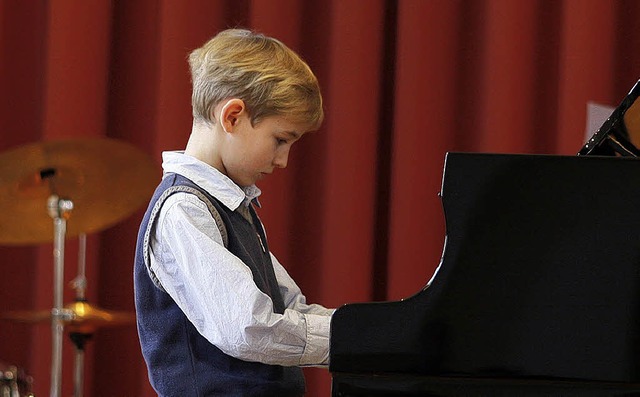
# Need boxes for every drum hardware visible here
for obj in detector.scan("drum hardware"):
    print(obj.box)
[68,333,90,397]
[70,233,87,397]
[0,137,156,397]
[1,238,136,397]
[1,300,135,330]
[0,137,158,246]
[48,194,71,397]
[0,363,34,397]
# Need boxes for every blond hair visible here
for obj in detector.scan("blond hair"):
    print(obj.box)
[188,29,324,130]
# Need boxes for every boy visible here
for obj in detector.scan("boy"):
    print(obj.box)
[133,29,334,396]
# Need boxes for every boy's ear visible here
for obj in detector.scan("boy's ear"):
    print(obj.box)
[218,99,245,133]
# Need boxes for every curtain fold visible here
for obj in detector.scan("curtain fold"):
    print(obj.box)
[1,1,638,396]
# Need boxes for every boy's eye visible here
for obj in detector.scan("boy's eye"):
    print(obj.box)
[276,138,288,145]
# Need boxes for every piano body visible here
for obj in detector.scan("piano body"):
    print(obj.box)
[329,80,640,396]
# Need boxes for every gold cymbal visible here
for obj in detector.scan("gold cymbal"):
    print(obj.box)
[2,300,136,334]
[0,137,158,245]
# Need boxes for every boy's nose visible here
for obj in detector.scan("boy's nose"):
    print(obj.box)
[273,149,290,168]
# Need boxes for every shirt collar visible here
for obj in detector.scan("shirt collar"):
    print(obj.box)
[161,151,261,211]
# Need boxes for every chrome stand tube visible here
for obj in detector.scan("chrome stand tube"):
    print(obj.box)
[47,195,73,397]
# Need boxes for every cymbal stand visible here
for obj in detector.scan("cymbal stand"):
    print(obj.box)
[71,233,87,301]
[47,195,74,397]
[69,332,90,397]
[70,233,88,397]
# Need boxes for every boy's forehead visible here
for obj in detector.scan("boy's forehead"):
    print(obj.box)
[261,114,312,135]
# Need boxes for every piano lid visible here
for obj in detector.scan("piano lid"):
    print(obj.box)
[330,79,640,396]
[578,79,640,156]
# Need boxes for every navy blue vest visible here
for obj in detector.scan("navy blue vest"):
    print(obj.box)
[134,173,305,396]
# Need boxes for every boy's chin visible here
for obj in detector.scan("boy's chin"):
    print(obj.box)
[234,175,260,187]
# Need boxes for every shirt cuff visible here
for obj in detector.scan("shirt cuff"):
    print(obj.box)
[300,313,331,366]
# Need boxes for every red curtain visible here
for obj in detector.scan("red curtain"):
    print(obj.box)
[1,1,639,396]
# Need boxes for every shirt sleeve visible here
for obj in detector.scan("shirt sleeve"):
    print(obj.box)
[148,192,332,366]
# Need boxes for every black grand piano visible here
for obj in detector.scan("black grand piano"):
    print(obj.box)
[329,80,640,396]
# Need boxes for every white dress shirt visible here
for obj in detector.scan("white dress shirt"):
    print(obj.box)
[148,151,334,367]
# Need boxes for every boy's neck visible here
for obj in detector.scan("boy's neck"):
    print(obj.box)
[185,120,225,173]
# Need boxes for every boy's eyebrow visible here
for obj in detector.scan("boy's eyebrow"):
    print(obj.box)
[284,130,301,139]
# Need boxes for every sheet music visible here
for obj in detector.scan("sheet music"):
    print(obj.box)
[585,101,614,142]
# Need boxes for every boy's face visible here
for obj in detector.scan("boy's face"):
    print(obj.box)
[222,114,308,187]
